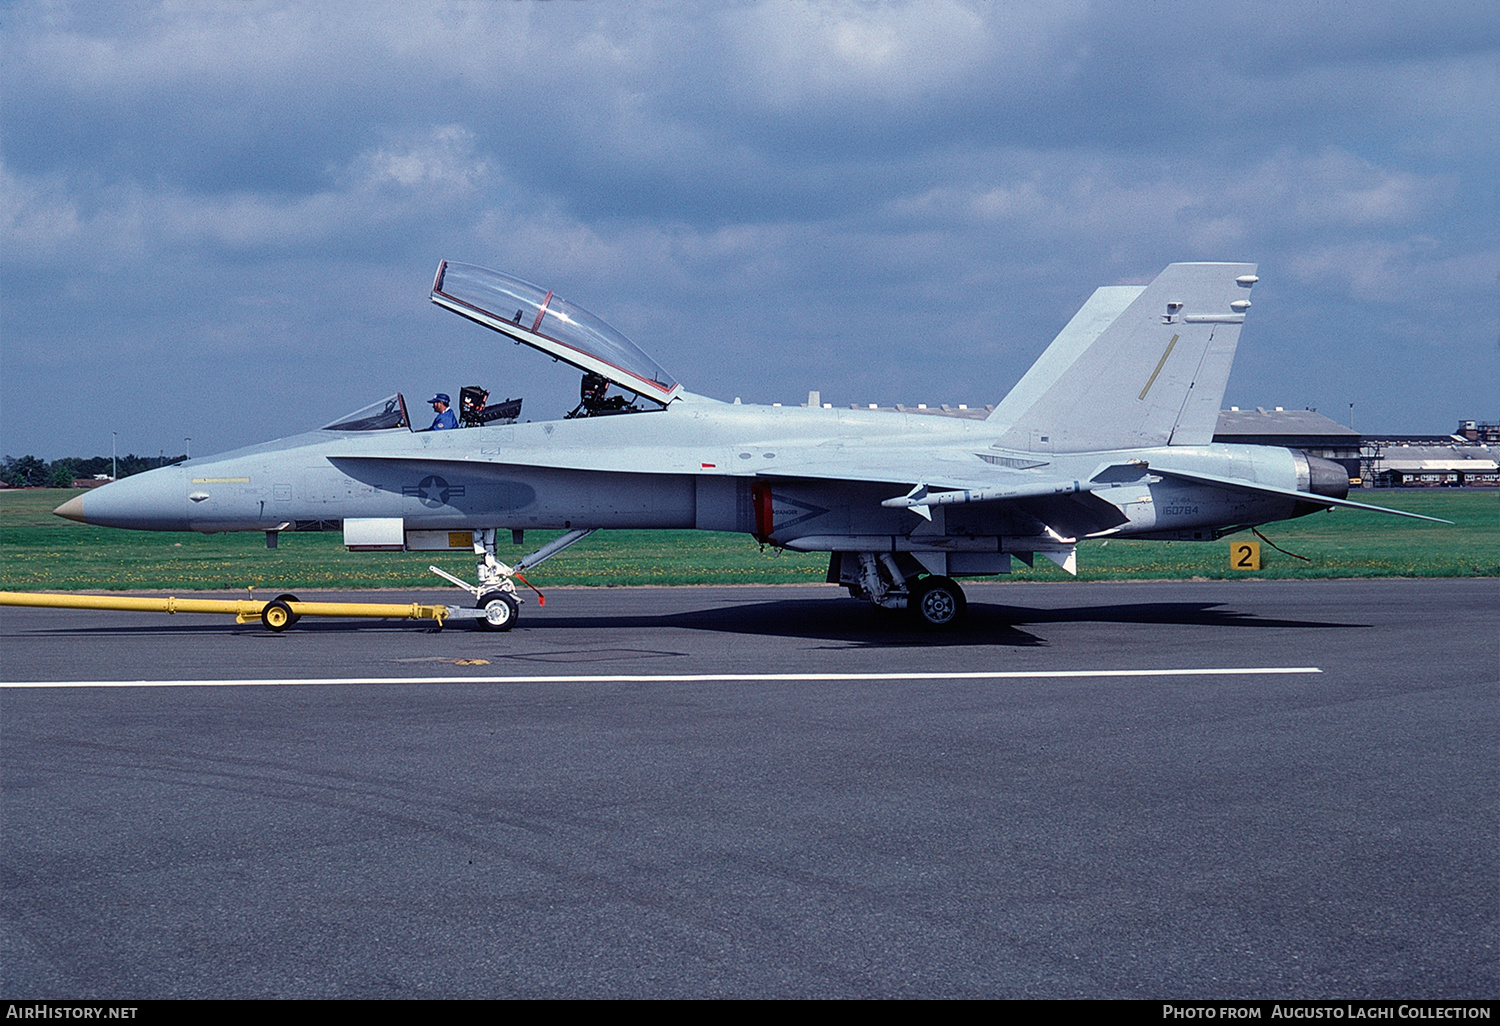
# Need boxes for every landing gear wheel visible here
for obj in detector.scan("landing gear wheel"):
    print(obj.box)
[476,591,518,632]
[910,576,966,629]
[271,594,300,625]
[261,599,295,632]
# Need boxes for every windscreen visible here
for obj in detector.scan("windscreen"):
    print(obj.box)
[322,394,409,431]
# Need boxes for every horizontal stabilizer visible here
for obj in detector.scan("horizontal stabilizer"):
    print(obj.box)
[1150,467,1453,523]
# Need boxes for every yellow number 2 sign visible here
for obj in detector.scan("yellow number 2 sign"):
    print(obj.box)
[1230,540,1260,571]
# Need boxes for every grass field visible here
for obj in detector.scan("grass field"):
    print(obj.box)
[1,486,1494,592]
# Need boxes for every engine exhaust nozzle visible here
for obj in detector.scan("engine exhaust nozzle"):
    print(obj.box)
[1304,454,1351,501]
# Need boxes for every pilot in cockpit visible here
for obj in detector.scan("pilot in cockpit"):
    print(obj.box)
[427,394,458,430]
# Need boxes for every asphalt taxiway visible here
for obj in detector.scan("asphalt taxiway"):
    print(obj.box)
[2,578,1495,997]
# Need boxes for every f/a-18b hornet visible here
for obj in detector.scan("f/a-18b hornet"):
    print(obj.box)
[56,260,1441,630]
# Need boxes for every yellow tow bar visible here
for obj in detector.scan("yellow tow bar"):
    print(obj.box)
[0,591,450,631]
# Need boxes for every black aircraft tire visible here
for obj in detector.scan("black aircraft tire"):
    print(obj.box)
[476,591,518,632]
[261,599,295,633]
[272,593,301,625]
[910,576,967,629]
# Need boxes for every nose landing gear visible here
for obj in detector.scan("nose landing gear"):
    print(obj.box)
[429,526,598,631]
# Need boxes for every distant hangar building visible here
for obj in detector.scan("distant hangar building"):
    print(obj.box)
[1367,445,1499,486]
[1359,420,1499,487]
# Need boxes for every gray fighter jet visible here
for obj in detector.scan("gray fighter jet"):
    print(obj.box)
[55,260,1441,630]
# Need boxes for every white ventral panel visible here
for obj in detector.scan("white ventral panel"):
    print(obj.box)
[344,517,405,551]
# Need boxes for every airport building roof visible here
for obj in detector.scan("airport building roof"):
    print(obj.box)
[1212,408,1361,460]
[1214,408,1359,440]
[1373,445,1498,473]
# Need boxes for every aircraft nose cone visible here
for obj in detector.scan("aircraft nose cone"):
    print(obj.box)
[54,495,87,523]
[53,466,191,530]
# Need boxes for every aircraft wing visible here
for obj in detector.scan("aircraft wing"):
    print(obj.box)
[746,443,1018,490]
[750,447,1134,538]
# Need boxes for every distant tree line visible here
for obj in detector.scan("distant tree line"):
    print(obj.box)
[1,453,186,488]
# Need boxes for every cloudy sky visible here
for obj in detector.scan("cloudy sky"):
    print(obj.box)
[3,0,1496,461]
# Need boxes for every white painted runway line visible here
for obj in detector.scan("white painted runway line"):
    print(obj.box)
[1,667,1321,688]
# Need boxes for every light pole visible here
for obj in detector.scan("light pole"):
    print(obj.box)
[111,432,117,481]
[185,437,191,460]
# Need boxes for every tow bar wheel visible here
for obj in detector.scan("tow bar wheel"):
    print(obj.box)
[261,598,295,632]
[477,591,518,631]
[272,594,301,624]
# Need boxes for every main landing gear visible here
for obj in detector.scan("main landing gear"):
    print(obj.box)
[908,575,967,628]
[836,552,969,629]
[429,527,597,632]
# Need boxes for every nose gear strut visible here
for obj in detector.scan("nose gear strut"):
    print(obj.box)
[429,527,597,630]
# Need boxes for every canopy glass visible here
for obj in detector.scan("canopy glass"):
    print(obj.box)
[431,261,680,404]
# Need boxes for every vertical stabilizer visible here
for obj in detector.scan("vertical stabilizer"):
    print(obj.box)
[987,285,1145,431]
[993,263,1256,452]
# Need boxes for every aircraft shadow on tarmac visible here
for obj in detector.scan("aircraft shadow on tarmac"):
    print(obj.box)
[532,597,1366,649]
[19,596,1366,649]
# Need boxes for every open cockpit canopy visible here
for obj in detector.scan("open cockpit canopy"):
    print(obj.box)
[431,261,681,405]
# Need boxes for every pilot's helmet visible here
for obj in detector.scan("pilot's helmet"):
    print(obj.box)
[427,393,451,405]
